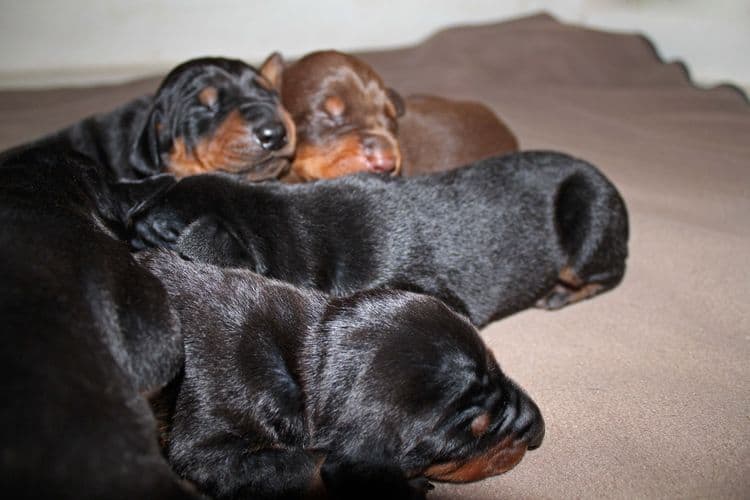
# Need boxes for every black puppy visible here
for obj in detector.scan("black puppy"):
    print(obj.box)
[0,149,198,498]
[0,57,295,181]
[138,249,544,500]
[133,151,629,326]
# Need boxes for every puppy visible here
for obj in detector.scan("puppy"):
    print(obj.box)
[131,151,629,327]
[0,57,295,181]
[0,149,198,498]
[258,50,517,181]
[138,249,545,499]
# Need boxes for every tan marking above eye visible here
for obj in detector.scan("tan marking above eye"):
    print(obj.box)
[384,100,397,119]
[470,412,491,437]
[323,95,346,117]
[198,86,218,107]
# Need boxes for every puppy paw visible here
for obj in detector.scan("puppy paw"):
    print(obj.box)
[535,282,605,310]
[130,210,186,250]
[407,477,435,499]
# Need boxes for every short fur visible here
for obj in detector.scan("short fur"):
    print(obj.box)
[131,151,629,327]
[138,249,545,499]
[0,57,295,182]
[0,148,198,498]
[398,94,518,176]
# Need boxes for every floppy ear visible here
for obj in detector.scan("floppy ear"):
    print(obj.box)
[259,52,285,92]
[386,88,405,117]
[129,104,165,176]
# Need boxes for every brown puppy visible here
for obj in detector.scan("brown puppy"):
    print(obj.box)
[398,94,518,176]
[260,50,517,180]
[261,50,403,181]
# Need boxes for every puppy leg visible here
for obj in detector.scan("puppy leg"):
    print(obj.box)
[170,440,323,500]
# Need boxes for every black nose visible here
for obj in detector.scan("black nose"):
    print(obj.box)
[500,380,545,451]
[255,121,287,150]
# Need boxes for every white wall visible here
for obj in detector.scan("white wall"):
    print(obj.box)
[0,0,747,90]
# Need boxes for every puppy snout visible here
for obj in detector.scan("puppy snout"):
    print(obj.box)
[361,135,398,174]
[501,381,545,451]
[254,121,288,151]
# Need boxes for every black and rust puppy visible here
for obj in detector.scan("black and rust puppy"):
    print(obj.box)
[0,57,295,181]
[132,151,629,327]
[138,249,544,500]
[0,150,198,498]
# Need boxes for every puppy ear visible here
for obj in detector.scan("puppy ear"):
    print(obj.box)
[259,52,285,92]
[386,88,405,118]
[129,104,165,176]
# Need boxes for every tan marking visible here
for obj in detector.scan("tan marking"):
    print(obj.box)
[259,52,284,91]
[324,95,346,117]
[470,413,491,438]
[166,109,295,179]
[166,111,257,178]
[563,282,604,304]
[558,266,583,288]
[423,436,528,483]
[198,86,218,107]
[291,132,401,180]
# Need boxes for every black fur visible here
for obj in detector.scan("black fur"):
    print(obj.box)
[132,151,629,326]
[0,149,198,499]
[0,57,293,181]
[138,249,545,500]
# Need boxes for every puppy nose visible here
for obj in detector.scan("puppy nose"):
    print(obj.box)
[254,121,287,150]
[501,381,545,451]
[362,135,398,174]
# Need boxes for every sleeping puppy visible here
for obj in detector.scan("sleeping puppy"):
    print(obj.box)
[0,57,295,181]
[0,149,198,498]
[138,249,545,499]
[131,151,629,327]
[258,50,517,181]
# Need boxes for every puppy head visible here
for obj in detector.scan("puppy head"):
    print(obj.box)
[266,50,404,180]
[131,57,296,181]
[304,289,544,482]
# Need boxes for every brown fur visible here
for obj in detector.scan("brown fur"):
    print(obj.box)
[262,50,403,181]
[261,50,517,180]
[399,94,519,176]
[423,437,528,483]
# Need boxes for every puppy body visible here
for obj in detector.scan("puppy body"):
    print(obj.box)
[0,57,295,181]
[133,151,629,326]
[398,94,518,176]
[138,249,544,499]
[0,151,197,498]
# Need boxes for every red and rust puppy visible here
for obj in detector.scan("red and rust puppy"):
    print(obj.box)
[139,249,544,499]
[259,50,517,180]
[1,57,295,181]
[260,50,403,181]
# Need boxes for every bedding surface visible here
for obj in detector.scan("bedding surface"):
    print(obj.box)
[1,13,747,499]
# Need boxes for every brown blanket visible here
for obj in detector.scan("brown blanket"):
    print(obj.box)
[1,13,747,498]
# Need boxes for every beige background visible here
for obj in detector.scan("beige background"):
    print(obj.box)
[0,0,748,90]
